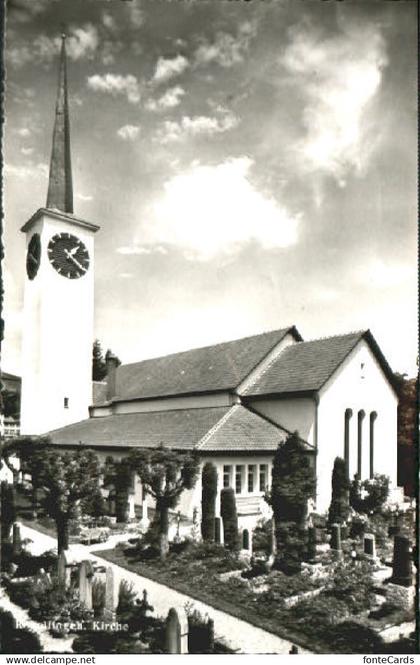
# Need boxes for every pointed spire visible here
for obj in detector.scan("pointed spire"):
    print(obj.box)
[46,32,73,214]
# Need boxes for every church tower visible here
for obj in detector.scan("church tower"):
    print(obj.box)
[20,34,99,435]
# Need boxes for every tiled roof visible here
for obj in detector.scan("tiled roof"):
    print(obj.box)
[47,405,295,452]
[243,331,367,396]
[95,327,300,404]
[198,405,290,451]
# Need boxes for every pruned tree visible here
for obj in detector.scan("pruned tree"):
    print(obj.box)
[201,462,218,542]
[13,441,102,552]
[102,456,133,523]
[327,457,350,528]
[129,445,199,559]
[265,432,316,574]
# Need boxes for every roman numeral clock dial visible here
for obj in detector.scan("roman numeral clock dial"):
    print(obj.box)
[48,232,90,279]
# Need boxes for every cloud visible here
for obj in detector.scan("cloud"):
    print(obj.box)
[126,1,145,28]
[16,127,30,137]
[117,124,140,141]
[7,0,49,23]
[21,147,34,156]
[145,86,185,111]
[117,245,168,256]
[155,112,239,144]
[363,260,416,289]
[76,193,93,202]
[282,20,388,181]
[87,73,141,104]
[4,162,48,179]
[195,20,258,68]
[102,12,117,31]
[152,54,189,84]
[140,157,299,260]
[7,24,99,67]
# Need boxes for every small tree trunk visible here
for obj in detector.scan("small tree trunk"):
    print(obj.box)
[56,517,69,553]
[115,487,129,523]
[158,502,170,560]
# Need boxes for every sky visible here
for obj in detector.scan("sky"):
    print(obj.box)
[3,0,418,377]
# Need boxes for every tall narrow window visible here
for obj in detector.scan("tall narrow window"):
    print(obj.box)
[344,409,353,478]
[235,465,244,494]
[64,397,69,409]
[223,465,232,489]
[259,464,268,492]
[248,465,256,493]
[369,412,377,479]
[357,410,365,478]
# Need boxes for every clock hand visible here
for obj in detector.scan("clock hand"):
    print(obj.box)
[28,253,38,263]
[64,249,87,273]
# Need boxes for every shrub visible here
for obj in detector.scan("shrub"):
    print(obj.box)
[252,519,273,556]
[325,561,376,614]
[265,433,315,573]
[1,482,16,541]
[325,621,385,653]
[0,609,43,653]
[220,488,239,551]
[327,457,350,527]
[201,463,217,542]
[350,474,390,515]
[117,579,138,614]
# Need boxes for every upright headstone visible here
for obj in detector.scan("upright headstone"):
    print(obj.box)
[140,497,149,529]
[128,494,136,520]
[364,533,376,559]
[103,566,117,621]
[330,523,342,558]
[391,535,412,587]
[79,560,94,610]
[57,551,71,588]
[12,523,22,556]
[165,607,189,654]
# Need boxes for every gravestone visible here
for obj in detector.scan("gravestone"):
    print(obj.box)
[330,524,342,558]
[165,606,189,654]
[79,560,94,610]
[391,535,412,587]
[103,566,117,621]
[12,523,22,556]
[57,551,71,588]
[364,533,377,559]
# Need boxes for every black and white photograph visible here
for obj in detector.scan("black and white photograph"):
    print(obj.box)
[0,0,418,656]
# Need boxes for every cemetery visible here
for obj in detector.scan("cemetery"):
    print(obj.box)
[0,436,416,654]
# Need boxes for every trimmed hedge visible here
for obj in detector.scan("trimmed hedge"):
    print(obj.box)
[220,488,239,551]
[201,463,218,542]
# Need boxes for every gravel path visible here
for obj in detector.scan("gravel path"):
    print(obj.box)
[16,524,312,654]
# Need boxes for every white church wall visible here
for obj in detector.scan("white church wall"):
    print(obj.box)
[248,397,315,444]
[316,339,398,513]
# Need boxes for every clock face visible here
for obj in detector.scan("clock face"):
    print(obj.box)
[26,233,41,280]
[48,232,90,279]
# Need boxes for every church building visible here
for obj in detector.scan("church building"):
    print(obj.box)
[18,37,402,541]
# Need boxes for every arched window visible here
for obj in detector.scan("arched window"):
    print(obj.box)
[357,410,366,479]
[344,409,353,477]
[369,412,377,479]
[242,529,250,550]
